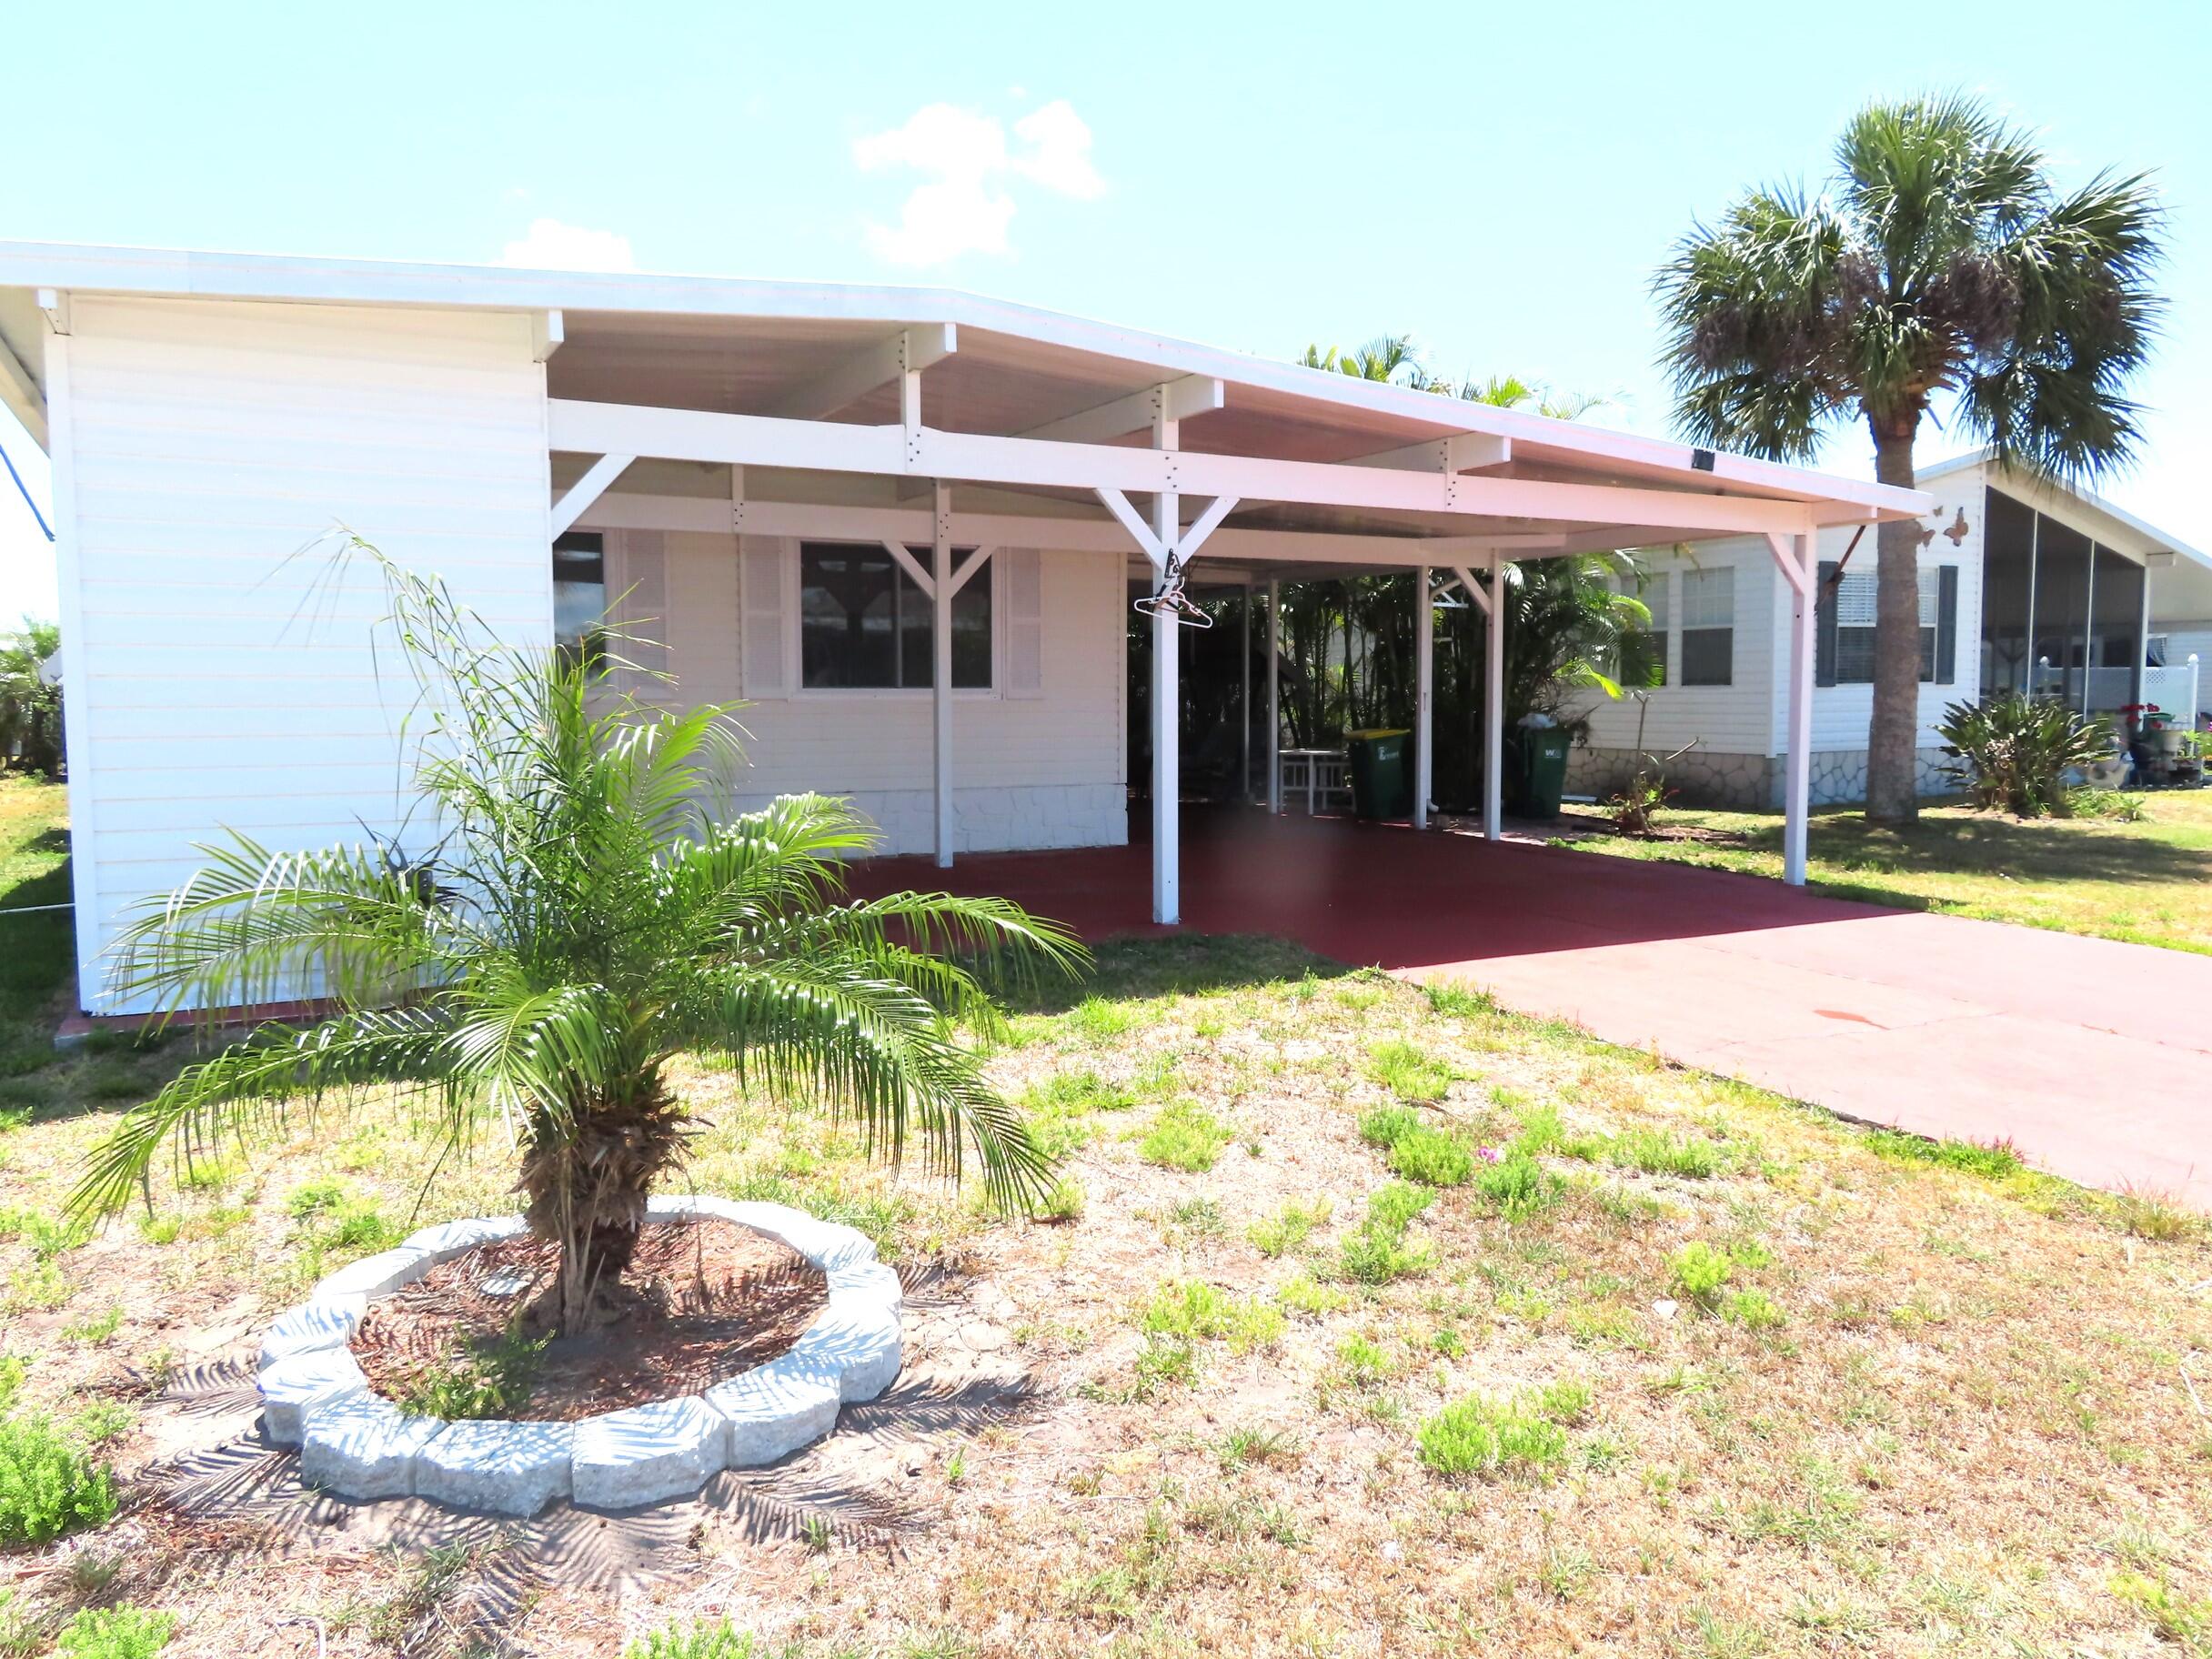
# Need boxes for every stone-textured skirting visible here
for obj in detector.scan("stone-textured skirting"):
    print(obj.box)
[259,1197,900,1515]
[731,783,1126,859]
[1565,747,1776,810]
[1566,746,1956,810]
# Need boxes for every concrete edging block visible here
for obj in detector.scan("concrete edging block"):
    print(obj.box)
[257,1199,902,1512]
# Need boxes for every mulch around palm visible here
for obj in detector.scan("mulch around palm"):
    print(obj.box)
[351,1218,828,1421]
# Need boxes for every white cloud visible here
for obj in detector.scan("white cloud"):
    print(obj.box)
[499,217,637,272]
[853,98,1105,266]
[853,105,1015,266]
[1011,100,1105,200]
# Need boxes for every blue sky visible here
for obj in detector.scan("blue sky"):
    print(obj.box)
[3,0,2206,617]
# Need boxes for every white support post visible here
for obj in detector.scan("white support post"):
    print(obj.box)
[1240,581,1252,804]
[1151,407,1181,924]
[1265,578,1282,815]
[1483,556,1506,841]
[1783,529,1816,886]
[932,481,953,870]
[2137,557,2154,709]
[1414,565,1433,830]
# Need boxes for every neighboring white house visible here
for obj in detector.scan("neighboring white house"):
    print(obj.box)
[1567,452,2212,809]
[0,242,1924,1015]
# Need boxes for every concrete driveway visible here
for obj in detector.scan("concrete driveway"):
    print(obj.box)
[861,809,2212,1206]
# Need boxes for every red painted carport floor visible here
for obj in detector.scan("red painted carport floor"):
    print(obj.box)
[860,809,2212,1208]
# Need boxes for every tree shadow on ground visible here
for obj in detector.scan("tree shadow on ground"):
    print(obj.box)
[117,1351,1041,1657]
[1802,809,2212,890]
[1000,932,1348,1016]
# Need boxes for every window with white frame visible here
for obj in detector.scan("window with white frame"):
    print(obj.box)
[798,542,993,690]
[1678,567,1734,686]
[1832,566,1941,683]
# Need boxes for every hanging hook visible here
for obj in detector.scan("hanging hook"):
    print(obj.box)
[1132,549,1213,628]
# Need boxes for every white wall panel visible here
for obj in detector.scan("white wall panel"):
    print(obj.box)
[56,296,551,1012]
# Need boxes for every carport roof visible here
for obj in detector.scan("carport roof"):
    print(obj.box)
[0,239,1930,542]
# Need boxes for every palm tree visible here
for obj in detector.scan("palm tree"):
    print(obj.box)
[69,542,1085,1332]
[1655,94,2162,825]
[1298,335,1425,385]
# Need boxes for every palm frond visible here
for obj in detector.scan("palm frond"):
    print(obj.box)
[69,1007,458,1222]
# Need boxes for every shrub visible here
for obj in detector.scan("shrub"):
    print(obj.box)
[1139,1281,1284,1353]
[625,1621,789,1659]
[1418,1383,1590,1480]
[1336,1334,1391,1385]
[1668,1242,1733,1302]
[53,1606,174,1659]
[1366,1181,1434,1233]
[1509,1105,1605,1162]
[2070,785,2147,821]
[1937,691,2113,817]
[1606,1128,1723,1180]
[1358,1105,1423,1149]
[1036,1177,1085,1222]
[1724,1289,1787,1332]
[1366,1041,1456,1104]
[1865,1130,2024,1180]
[1473,1153,1561,1222]
[392,1324,551,1421]
[1385,1126,1475,1187]
[0,1416,117,1547]
[1139,1101,1231,1172]
[1422,981,1495,1018]
[2111,1571,2212,1649]
[1276,1273,1352,1317]
[1067,996,1135,1041]
[1338,1228,1435,1285]
[1248,1199,1329,1259]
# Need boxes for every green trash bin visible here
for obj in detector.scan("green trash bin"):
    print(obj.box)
[1518,727,1572,819]
[1345,729,1413,819]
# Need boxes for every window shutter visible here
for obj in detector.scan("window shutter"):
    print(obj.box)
[1002,548,1044,699]
[611,530,669,692]
[1936,564,1959,684]
[1815,560,1839,688]
[740,537,792,699]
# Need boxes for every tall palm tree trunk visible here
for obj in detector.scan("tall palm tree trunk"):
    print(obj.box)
[1866,422,1923,826]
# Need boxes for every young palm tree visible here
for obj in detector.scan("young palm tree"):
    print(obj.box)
[1654,94,2162,825]
[69,544,1085,1332]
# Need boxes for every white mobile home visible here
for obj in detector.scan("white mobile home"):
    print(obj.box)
[1567,453,2212,809]
[0,242,1924,1015]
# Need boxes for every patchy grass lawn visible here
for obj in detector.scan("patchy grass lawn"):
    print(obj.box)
[3,918,2209,1657]
[1553,789,2212,955]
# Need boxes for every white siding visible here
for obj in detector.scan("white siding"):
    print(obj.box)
[611,530,1127,855]
[1574,540,1779,757]
[56,297,551,1011]
[1571,511,1980,770]
[1773,496,1985,756]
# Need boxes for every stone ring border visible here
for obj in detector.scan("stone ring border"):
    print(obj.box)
[255,1196,902,1515]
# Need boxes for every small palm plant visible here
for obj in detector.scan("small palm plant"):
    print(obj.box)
[68,542,1085,1332]
[1936,692,2114,817]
